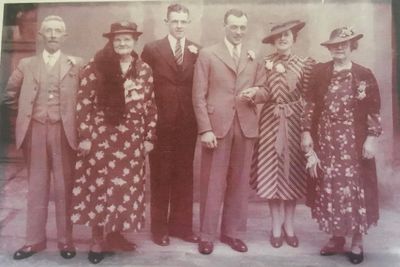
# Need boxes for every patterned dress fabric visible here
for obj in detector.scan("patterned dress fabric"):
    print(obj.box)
[250,53,315,200]
[71,59,157,233]
[303,69,382,235]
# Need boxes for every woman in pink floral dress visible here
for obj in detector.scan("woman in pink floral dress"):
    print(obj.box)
[70,21,157,264]
[301,27,382,264]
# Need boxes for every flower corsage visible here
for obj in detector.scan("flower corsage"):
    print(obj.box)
[264,59,285,73]
[356,81,367,100]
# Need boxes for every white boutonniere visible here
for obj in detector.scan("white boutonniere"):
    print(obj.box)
[356,81,367,100]
[247,50,255,60]
[265,59,274,70]
[188,45,198,54]
[67,56,76,65]
[275,63,286,73]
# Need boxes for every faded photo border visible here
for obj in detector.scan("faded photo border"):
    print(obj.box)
[0,0,399,266]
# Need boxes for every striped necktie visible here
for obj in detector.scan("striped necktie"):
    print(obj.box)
[175,38,183,66]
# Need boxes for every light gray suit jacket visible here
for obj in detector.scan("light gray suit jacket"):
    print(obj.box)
[192,41,264,138]
[3,52,83,149]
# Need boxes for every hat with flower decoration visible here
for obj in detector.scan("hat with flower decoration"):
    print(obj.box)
[320,26,363,46]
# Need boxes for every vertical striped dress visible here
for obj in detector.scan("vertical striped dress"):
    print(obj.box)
[250,53,315,200]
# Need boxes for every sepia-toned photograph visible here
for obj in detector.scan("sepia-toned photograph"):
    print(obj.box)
[0,0,399,266]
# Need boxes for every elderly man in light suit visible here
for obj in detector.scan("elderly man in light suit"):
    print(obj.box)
[3,15,82,260]
[192,9,264,254]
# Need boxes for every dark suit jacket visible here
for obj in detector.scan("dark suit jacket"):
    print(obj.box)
[141,36,199,134]
[305,61,381,226]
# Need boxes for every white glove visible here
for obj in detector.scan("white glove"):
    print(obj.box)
[305,149,321,178]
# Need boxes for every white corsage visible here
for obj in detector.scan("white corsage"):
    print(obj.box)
[188,45,198,54]
[265,59,274,70]
[356,81,367,100]
[264,59,286,73]
[275,63,286,73]
[247,50,255,60]
[67,56,77,65]
[124,79,136,90]
[124,79,143,101]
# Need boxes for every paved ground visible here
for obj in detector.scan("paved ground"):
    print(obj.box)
[0,162,400,267]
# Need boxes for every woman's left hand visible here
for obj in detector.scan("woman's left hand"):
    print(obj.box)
[363,136,376,159]
[144,141,154,155]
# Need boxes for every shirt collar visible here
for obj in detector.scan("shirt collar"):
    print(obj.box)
[224,37,241,57]
[168,34,185,55]
[42,49,61,64]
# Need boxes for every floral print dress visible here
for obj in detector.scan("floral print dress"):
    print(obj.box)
[70,58,157,233]
[303,68,381,235]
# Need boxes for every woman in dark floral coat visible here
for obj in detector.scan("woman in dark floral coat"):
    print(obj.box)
[70,21,157,263]
[301,27,382,264]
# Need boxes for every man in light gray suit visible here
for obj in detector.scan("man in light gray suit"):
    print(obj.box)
[192,9,264,255]
[3,15,82,260]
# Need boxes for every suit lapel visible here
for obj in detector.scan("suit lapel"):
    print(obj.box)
[182,40,193,71]
[156,36,178,72]
[59,53,72,81]
[237,45,250,75]
[31,55,41,84]
[213,42,237,74]
[317,61,333,101]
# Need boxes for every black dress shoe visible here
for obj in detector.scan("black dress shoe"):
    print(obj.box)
[220,235,248,252]
[88,242,114,264]
[347,245,364,264]
[88,250,105,264]
[198,241,214,255]
[13,241,46,260]
[106,232,137,251]
[58,242,76,259]
[152,234,170,246]
[320,236,345,256]
[170,233,200,243]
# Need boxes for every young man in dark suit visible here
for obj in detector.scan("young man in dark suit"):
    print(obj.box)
[141,3,200,246]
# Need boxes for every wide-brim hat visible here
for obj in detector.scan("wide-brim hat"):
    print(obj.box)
[320,26,363,46]
[262,20,306,44]
[103,21,142,38]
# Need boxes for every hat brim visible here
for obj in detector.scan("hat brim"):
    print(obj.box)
[262,21,305,44]
[320,33,363,46]
[103,30,143,38]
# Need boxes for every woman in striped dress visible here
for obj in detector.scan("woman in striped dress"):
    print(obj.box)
[240,20,314,248]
